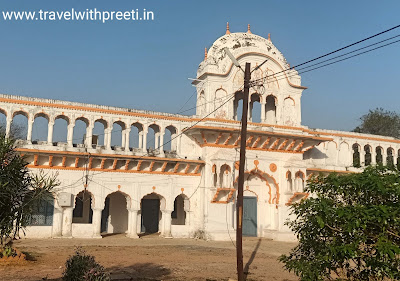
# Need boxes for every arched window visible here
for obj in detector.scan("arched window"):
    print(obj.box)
[53,115,69,145]
[214,88,228,119]
[32,113,49,143]
[250,93,261,123]
[72,190,93,224]
[164,125,178,152]
[93,119,107,147]
[376,147,383,165]
[197,91,206,116]
[352,144,361,167]
[0,109,7,135]
[265,95,276,124]
[283,97,296,126]
[147,124,160,150]
[219,164,232,188]
[111,121,126,149]
[234,91,244,121]
[129,122,143,150]
[212,164,217,187]
[73,118,89,147]
[171,194,188,225]
[364,145,372,166]
[295,171,305,191]
[386,148,394,167]
[11,111,28,140]
[397,149,400,170]
[287,171,293,192]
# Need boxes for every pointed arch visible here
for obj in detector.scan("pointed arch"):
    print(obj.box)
[234,168,280,204]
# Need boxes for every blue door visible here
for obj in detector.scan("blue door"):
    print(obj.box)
[243,196,257,237]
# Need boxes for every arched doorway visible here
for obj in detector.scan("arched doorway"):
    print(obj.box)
[141,193,165,234]
[101,191,129,234]
[234,170,279,237]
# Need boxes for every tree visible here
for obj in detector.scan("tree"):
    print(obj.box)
[353,108,400,139]
[0,135,59,246]
[0,123,26,140]
[280,166,400,281]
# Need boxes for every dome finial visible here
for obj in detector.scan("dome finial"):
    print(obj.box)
[204,47,208,61]
[226,22,231,34]
[247,24,252,34]
[268,33,271,41]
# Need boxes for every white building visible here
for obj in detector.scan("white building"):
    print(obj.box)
[1,25,399,241]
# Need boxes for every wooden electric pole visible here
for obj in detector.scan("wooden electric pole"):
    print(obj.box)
[237,62,251,281]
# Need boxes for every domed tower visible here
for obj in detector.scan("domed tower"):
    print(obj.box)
[193,24,306,127]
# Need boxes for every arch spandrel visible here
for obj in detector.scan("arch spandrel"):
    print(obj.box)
[234,168,280,204]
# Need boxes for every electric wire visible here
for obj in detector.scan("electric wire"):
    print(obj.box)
[250,24,400,84]
[251,33,400,84]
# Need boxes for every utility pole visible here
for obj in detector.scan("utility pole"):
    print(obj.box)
[237,62,251,281]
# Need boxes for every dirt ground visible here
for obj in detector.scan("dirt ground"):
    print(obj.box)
[1,234,298,281]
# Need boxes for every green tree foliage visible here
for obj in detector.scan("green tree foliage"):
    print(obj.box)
[353,108,400,139]
[0,135,59,245]
[280,166,400,280]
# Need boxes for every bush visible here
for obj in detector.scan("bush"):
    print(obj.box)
[0,244,16,258]
[280,166,400,281]
[63,248,110,281]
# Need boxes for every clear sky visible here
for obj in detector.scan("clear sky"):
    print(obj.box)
[0,0,399,132]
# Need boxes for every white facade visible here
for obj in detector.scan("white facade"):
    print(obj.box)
[2,28,400,241]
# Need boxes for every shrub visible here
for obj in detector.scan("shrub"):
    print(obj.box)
[280,166,400,281]
[63,248,110,281]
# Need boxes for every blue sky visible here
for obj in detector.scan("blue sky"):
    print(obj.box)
[0,0,399,132]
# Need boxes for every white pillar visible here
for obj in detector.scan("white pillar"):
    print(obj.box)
[52,205,63,237]
[127,209,139,238]
[121,128,126,148]
[92,208,103,238]
[260,101,266,123]
[5,116,12,138]
[86,124,94,148]
[159,127,165,157]
[105,127,112,150]
[138,132,143,149]
[382,148,387,166]
[371,148,377,165]
[142,126,148,153]
[125,128,131,152]
[67,122,75,147]
[62,207,73,237]
[176,132,181,155]
[275,97,282,125]
[26,118,33,143]
[155,131,159,149]
[359,147,365,167]
[162,210,172,238]
[47,120,54,145]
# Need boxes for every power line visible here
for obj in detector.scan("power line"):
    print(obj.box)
[250,37,400,89]
[253,33,400,84]
[251,24,400,84]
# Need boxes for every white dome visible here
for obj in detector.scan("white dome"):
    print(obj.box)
[197,32,289,78]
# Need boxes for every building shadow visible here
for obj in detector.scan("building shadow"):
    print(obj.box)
[138,232,161,238]
[244,238,262,280]
[107,262,171,281]
[101,233,123,238]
